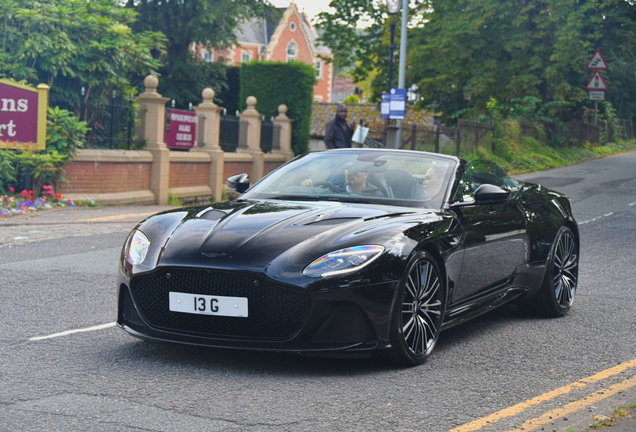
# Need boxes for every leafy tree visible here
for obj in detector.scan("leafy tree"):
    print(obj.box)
[316,0,405,102]
[0,0,164,105]
[317,0,636,122]
[126,0,271,108]
[410,0,636,121]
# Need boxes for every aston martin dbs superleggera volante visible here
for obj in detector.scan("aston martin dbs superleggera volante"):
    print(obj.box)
[117,149,579,366]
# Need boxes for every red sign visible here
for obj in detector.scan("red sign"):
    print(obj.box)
[586,49,608,70]
[165,109,197,149]
[585,71,609,91]
[0,79,49,150]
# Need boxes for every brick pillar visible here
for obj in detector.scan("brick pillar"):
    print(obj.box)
[273,104,294,161]
[238,96,264,181]
[136,75,170,205]
[193,88,225,201]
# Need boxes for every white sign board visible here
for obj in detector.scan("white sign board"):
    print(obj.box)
[589,91,605,101]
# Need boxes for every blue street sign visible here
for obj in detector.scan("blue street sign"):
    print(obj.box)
[389,88,406,119]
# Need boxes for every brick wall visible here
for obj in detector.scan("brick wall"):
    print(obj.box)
[264,162,284,175]
[59,161,151,194]
[169,162,209,188]
[223,162,253,180]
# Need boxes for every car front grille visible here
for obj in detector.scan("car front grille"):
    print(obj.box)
[130,268,311,340]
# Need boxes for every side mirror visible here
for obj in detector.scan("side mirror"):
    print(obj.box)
[474,184,510,203]
[227,173,250,193]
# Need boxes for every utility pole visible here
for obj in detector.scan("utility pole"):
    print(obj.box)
[394,0,409,149]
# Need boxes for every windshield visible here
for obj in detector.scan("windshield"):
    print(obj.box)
[242,150,457,209]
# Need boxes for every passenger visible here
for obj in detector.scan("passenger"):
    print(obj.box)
[417,166,445,199]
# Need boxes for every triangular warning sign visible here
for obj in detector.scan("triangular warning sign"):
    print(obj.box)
[585,71,609,91]
[586,49,608,70]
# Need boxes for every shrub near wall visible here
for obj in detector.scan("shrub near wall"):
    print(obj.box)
[240,61,315,155]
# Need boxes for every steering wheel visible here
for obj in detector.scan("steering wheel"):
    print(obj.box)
[311,181,340,192]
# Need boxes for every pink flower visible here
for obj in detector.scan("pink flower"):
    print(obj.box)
[9,187,14,192]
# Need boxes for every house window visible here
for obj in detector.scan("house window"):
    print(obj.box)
[241,51,252,63]
[202,49,214,62]
[290,21,297,31]
[315,60,323,79]
[286,42,297,62]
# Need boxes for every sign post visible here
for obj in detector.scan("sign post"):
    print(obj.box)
[585,50,609,125]
[0,79,49,150]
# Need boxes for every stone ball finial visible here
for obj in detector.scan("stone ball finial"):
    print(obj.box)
[144,75,159,91]
[202,87,215,101]
[246,96,257,107]
[278,104,288,114]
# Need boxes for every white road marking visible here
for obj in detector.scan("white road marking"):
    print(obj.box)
[30,322,116,341]
[629,201,636,207]
[579,212,614,225]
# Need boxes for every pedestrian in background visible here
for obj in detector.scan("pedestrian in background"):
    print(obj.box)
[324,105,355,149]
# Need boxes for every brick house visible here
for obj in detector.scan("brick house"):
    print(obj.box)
[193,3,333,102]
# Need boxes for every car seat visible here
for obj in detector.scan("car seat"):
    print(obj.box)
[384,169,417,199]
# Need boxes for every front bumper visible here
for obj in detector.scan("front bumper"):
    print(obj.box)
[117,266,398,353]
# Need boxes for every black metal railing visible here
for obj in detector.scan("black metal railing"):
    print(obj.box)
[51,90,137,150]
[260,119,274,153]
[220,115,241,152]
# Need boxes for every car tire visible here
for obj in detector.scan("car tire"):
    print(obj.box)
[382,251,446,366]
[528,225,579,317]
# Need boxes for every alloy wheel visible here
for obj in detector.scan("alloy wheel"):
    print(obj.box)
[401,259,443,356]
[553,230,578,308]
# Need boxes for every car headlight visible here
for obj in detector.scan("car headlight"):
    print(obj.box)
[303,245,384,278]
[125,230,150,265]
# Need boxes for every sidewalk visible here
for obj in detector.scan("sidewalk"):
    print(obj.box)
[0,204,176,248]
[0,204,176,226]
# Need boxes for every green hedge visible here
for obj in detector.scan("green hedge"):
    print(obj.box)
[240,61,316,155]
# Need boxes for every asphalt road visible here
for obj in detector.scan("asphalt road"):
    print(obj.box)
[1,152,635,432]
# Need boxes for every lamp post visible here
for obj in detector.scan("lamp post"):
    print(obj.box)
[386,0,399,92]
[391,0,409,149]
[386,0,400,149]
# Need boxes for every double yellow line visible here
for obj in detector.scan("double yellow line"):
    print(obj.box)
[452,358,636,432]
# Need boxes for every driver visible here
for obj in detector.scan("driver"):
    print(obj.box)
[301,163,385,197]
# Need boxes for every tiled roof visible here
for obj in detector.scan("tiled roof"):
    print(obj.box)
[236,9,283,46]
[235,6,331,55]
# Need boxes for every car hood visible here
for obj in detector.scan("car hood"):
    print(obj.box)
[134,200,441,282]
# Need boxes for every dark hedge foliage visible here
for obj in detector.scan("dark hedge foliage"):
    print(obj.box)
[217,66,241,116]
[240,61,316,155]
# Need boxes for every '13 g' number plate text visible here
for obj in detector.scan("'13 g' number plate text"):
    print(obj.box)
[168,292,248,317]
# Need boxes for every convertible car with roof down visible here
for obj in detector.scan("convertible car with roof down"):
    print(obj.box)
[117,149,579,366]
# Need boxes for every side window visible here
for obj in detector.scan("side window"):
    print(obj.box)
[453,160,517,202]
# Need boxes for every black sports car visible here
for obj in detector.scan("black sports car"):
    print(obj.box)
[117,149,579,366]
